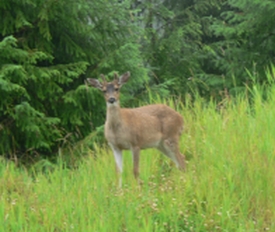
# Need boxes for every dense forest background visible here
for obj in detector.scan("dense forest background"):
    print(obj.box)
[1,0,275,160]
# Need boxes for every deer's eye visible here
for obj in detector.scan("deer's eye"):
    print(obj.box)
[115,88,119,92]
[102,90,107,93]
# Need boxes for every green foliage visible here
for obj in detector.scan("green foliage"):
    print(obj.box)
[209,0,275,93]
[0,0,148,158]
[0,35,88,157]
[133,0,275,99]
[134,0,226,97]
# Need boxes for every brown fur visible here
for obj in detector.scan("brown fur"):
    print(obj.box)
[86,72,185,183]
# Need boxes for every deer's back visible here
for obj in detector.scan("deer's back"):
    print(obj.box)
[105,104,183,150]
[125,104,183,140]
[132,104,184,136]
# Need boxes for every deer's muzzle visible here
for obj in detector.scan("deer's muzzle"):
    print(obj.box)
[108,97,116,104]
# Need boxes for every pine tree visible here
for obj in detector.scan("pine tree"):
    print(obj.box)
[0,0,147,158]
[209,0,275,94]
[132,0,225,97]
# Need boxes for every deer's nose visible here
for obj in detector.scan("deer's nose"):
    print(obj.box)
[108,97,116,104]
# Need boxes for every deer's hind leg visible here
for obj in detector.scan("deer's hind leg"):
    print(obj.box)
[158,138,186,171]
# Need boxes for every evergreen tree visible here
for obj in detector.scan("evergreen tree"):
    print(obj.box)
[0,0,147,158]
[209,0,275,94]
[132,0,225,97]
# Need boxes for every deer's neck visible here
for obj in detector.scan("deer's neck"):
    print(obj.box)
[106,102,123,129]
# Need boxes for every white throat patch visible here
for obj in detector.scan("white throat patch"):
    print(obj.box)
[107,101,119,108]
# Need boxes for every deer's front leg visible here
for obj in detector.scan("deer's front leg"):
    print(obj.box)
[132,146,140,179]
[110,144,123,187]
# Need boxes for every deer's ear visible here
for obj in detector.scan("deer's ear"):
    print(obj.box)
[118,71,130,86]
[86,78,103,90]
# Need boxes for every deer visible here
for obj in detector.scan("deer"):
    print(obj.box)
[86,72,185,186]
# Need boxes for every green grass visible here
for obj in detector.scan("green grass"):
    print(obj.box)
[1,87,275,231]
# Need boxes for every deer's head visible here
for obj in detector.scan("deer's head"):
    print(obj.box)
[86,72,130,105]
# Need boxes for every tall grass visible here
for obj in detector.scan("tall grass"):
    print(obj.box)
[1,80,275,231]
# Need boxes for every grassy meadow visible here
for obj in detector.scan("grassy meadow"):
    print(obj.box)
[1,85,275,231]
